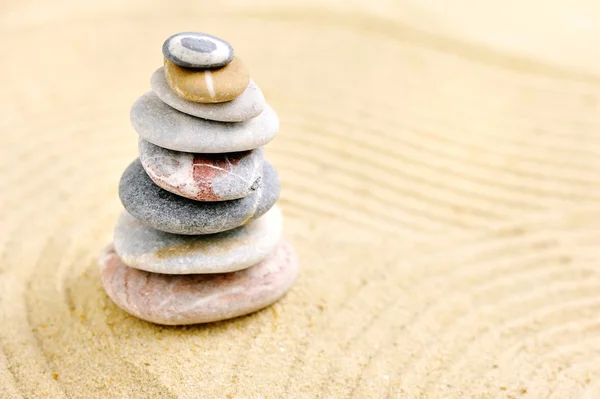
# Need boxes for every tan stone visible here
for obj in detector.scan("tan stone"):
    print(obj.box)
[164,57,250,103]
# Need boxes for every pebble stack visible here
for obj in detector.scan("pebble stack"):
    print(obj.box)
[99,32,298,325]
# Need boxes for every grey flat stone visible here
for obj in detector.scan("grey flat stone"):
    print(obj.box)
[162,32,234,69]
[119,158,280,235]
[139,138,264,201]
[151,68,265,122]
[113,205,282,274]
[130,92,278,153]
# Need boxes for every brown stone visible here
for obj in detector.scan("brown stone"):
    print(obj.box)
[164,57,250,103]
[99,239,298,325]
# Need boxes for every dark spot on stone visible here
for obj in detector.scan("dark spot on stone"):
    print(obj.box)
[250,177,262,191]
[181,37,217,53]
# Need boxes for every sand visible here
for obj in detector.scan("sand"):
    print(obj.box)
[1,0,600,397]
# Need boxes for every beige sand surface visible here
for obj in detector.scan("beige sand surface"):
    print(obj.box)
[1,0,600,397]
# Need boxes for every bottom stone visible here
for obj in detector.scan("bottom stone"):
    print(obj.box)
[99,238,298,325]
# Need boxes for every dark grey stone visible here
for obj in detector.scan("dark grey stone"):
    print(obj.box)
[119,158,280,235]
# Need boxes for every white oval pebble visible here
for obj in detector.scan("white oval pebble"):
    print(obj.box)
[151,68,265,122]
[113,206,283,274]
[162,32,234,69]
[130,92,278,153]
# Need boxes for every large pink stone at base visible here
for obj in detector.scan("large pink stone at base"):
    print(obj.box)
[99,239,298,325]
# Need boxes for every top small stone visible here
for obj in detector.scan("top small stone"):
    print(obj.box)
[162,32,234,69]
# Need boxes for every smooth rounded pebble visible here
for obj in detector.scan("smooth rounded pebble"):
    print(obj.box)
[162,32,234,69]
[119,159,280,235]
[151,68,265,122]
[113,206,282,274]
[165,57,249,103]
[100,238,298,325]
[139,139,264,201]
[131,91,278,153]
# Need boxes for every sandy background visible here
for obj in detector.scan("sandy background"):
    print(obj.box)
[1,0,600,397]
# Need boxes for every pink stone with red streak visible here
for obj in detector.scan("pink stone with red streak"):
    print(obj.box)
[99,239,298,325]
[139,139,263,201]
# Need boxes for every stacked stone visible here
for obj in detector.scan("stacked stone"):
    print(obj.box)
[99,32,298,326]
